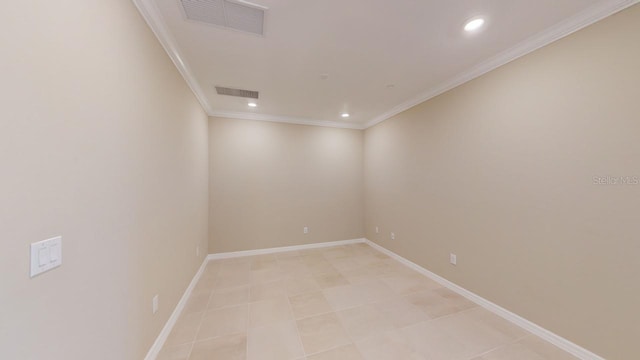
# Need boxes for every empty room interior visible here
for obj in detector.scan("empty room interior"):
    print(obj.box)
[2,0,640,359]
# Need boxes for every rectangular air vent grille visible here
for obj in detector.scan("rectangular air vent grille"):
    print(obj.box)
[181,0,266,36]
[215,86,259,99]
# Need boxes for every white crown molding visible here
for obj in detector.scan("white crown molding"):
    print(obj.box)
[144,257,208,360]
[134,0,637,130]
[132,0,213,115]
[131,0,363,129]
[364,239,605,360]
[364,0,639,129]
[209,111,366,130]
[206,238,366,260]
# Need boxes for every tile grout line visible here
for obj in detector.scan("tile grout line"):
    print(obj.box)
[463,332,537,360]
[245,298,250,359]
[184,341,195,360]
[282,258,311,360]
[186,262,219,359]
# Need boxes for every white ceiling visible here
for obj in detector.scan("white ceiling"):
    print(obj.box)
[134,0,635,129]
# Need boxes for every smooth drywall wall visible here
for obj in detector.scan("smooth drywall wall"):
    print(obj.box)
[0,1,208,359]
[364,5,639,359]
[209,117,364,253]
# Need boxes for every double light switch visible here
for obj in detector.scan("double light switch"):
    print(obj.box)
[30,236,62,277]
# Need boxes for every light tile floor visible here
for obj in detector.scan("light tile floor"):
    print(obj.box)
[158,243,577,360]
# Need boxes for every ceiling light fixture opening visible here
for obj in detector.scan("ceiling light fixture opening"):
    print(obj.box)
[341,113,350,118]
[248,102,258,107]
[464,18,485,32]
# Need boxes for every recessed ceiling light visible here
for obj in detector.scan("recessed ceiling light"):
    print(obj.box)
[341,113,350,118]
[464,18,485,32]
[248,102,257,107]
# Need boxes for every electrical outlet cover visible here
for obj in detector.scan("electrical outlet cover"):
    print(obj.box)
[152,295,159,314]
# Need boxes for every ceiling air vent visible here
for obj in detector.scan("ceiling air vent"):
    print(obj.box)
[215,86,259,99]
[180,0,266,36]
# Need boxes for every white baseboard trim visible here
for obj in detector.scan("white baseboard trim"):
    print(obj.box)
[147,238,601,359]
[144,257,209,360]
[206,238,367,260]
[364,239,604,360]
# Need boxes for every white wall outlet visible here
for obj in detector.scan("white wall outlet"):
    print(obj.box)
[152,295,159,314]
[30,236,62,278]
[375,226,379,234]
[390,232,395,240]
[303,226,309,234]
[450,253,457,265]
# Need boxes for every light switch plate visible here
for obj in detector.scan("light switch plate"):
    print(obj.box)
[30,236,62,277]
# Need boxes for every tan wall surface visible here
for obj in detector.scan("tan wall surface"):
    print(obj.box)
[0,1,209,359]
[364,5,640,359]
[209,117,364,253]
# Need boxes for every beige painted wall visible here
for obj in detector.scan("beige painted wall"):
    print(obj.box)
[209,117,364,253]
[0,1,208,359]
[364,5,640,359]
